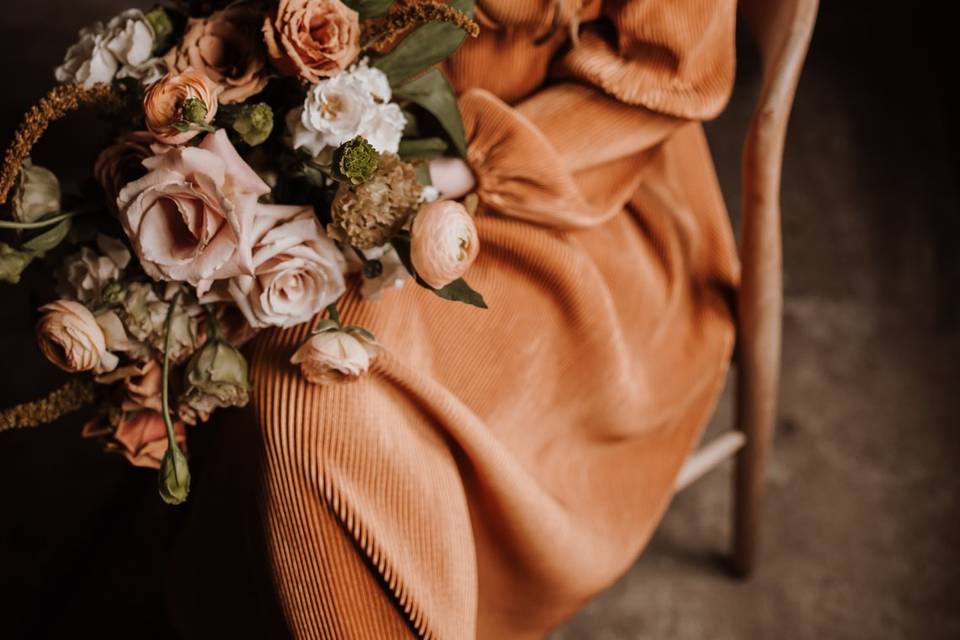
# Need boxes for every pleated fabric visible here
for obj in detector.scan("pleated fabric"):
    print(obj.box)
[170,1,740,638]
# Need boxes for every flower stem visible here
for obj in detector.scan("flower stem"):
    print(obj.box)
[0,208,87,229]
[161,291,183,470]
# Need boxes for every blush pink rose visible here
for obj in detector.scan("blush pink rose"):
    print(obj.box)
[410,200,480,289]
[215,205,346,328]
[116,129,271,294]
[36,300,118,374]
[144,69,220,145]
[82,410,187,470]
[290,329,378,385]
[165,6,269,104]
[262,0,360,83]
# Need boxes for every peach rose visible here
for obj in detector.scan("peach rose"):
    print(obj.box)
[144,69,220,145]
[410,201,480,289]
[165,6,269,104]
[291,329,378,385]
[36,300,118,373]
[116,130,271,294]
[96,360,163,413]
[82,410,187,470]
[262,0,360,83]
[219,205,346,328]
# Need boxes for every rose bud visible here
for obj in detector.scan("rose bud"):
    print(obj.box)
[12,159,61,223]
[290,328,378,385]
[410,200,480,289]
[36,300,118,373]
[158,443,191,505]
[180,338,251,418]
[144,70,220,145]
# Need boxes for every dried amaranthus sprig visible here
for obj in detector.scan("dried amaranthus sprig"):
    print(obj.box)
[0,83,121,205]
[362,0,480,52]
[0,378,96,432]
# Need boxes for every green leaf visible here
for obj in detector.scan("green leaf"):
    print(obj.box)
[343,0,394,19]
[22,218,71,254]
[394,69,467,157]
[310,319,341,335]
[390,232,487,309]
[373,0,475,86]
[398,137,449,161]
[0,242,35,284]
[344,325,377,343]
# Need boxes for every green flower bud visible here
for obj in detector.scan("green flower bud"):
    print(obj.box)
[232,103,274,146]
[144,6,174,43]
[181,98,208,125]
[158,444,190,505]
[0,242,35,284]
[13,159,61,223]
[102,280,127,306]
[182,339,251,417]
[332,136,379,185]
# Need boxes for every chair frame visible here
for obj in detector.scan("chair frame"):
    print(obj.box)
[674,0,819,578]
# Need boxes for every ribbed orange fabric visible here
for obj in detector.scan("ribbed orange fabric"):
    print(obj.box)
[171,2,740,638]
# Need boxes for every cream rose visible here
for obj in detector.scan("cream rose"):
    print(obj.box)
[58,235,131,304]
[290,329,378,385]
[262,0,360,83]
[144,70,220,145]
[410,201,480,289]
[165,6,269,104]
[217,205,346,328]
[55,9,165,88]
[12,160,61,223]
[36,300,118,373]
[116,130,271,294]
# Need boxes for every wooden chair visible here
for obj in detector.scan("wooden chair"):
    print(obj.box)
[674,0,819,577]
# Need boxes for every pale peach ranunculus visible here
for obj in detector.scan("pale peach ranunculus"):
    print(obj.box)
[116,129,271,294]
[143,69,220,145]
[290,329,378,385]
[82,410,187,470]
[262,0,360,84]
[410,200,480,289]
[36,300,118,374]
[218,205,346,328]
[165,6,269,105]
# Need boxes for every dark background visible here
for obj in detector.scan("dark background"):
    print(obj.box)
[2,2,958,638]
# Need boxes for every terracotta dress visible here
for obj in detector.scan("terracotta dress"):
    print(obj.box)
[171,1,740,638]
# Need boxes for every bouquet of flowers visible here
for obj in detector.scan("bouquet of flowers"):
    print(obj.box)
[0,0,483,504]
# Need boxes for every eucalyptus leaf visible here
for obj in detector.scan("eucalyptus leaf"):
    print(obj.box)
[399,137,449,161]
[344,325,377,343]
[310,318,341,335]
[344,0,394,19]
[394,69,467,156]
[22,218,71,254]
[373,0,475,86]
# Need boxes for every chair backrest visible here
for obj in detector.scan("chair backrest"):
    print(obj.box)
[735,0,818,423]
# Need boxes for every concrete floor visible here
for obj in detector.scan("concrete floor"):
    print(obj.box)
[1,3,958,639]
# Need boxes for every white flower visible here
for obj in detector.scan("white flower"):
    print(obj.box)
[58,235,131,304]
[219,205,347,329]
[55,10,165,88]
[346,244,409,300]
[288,61,404,156]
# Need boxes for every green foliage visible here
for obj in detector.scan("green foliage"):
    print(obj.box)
[373,0,475,86]
[343,0,395,19]
[394,69,467,157]
[398,137,449,161]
